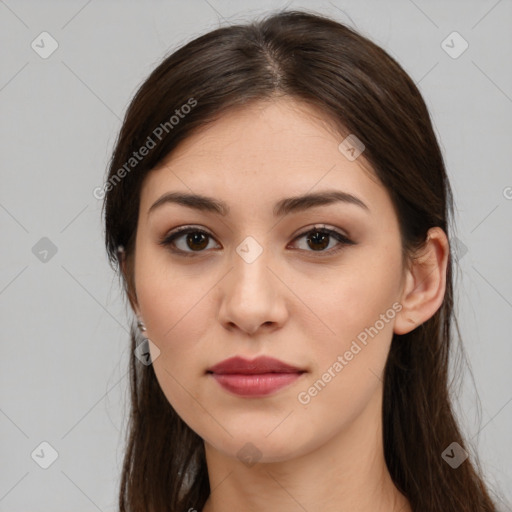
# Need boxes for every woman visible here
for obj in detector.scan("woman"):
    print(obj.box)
[102,9,499,512]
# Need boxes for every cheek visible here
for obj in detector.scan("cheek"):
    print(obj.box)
[293,251,401,408]
[133,250,222,413]
[135,238,211,339]
[295,248,401,351]
[136,270,212,360]
[293,303,396,447]
[135,266,213,419]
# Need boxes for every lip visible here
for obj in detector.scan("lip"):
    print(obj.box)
[208,355,304,374]
[207,356,306,397]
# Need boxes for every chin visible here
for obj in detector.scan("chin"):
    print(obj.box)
[201,425,321,465]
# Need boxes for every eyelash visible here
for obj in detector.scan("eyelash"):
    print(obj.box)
[158,224,355,258]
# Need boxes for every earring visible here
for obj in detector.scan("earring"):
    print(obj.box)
[137,318,147,332]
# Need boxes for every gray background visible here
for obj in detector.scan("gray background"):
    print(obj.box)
[1,0,511,510]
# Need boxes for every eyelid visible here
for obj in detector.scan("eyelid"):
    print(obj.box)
[291,223,352,242]
[161,224,215,240]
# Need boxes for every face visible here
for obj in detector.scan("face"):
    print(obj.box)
[131,98,408,462]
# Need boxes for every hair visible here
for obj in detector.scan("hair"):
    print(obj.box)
[101,9,500,512]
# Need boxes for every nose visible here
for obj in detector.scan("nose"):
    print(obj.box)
[217,246,288,336]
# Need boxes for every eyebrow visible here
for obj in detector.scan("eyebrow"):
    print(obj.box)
[147,190,370,217]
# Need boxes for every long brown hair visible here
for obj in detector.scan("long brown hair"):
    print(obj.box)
[102,9,500,512]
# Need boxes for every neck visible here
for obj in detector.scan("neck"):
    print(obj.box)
[200,388,411,512]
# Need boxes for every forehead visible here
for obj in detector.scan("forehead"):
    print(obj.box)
[140,98,390,218]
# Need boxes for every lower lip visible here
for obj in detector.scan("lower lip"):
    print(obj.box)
[210,372,303,397]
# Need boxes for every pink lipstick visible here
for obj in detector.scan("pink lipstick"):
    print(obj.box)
[207,355,306,397]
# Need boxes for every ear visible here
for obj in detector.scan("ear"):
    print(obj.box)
[394,227,450,335]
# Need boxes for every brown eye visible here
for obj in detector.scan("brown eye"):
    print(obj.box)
[185,232,209,251]
[306,230,330,251]
[290,226,355,255]
[159,224,355,258]
[159,227,219,256]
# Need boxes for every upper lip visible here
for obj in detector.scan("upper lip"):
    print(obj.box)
[207,356,305,375]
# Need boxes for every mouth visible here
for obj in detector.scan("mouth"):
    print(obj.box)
[206,355,306,397]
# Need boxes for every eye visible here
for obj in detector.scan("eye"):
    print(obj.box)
[289,225,355,255]
[159,224,355,257]
[159,226,219,256]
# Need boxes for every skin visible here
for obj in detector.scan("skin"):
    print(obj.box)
[123,97,449,512]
